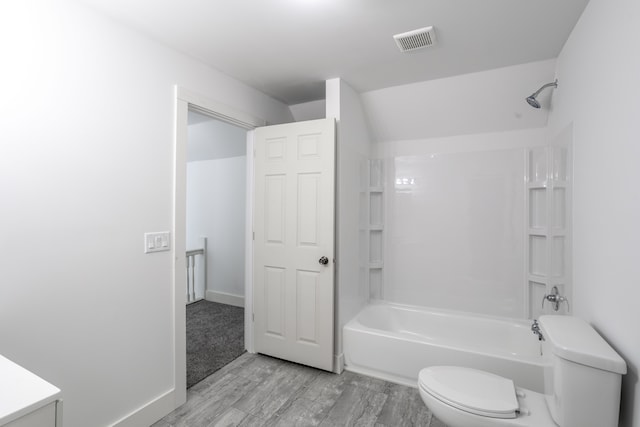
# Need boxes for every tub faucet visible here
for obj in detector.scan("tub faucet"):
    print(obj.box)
[531,319,545,341]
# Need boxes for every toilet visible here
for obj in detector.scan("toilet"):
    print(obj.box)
[418,315,626,427]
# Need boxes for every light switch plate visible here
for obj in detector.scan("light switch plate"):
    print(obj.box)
[144,231,171,253]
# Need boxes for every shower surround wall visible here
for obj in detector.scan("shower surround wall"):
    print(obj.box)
[360,59,561,319]
[375,129,548,318]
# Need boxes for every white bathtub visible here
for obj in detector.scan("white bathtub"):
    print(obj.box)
[343,302,547,392]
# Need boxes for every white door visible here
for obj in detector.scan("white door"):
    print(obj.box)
[253,118,335,371]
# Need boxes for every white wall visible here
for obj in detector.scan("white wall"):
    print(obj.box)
[0,1,292,426]
[188,113,247,161]
[187,156,246,300]
[376,129,547,318]
[362,59,556,142]
[326,79,372,368]
[289,99,326,122]
[548,0,640,425]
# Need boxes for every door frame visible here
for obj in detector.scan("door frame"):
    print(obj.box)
[173,86,265,405]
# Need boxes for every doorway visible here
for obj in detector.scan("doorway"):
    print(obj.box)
[185,110,248,387]
[174,87,264,404]
[173,88,336,405]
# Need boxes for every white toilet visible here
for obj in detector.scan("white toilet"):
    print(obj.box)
[418,315,626,427]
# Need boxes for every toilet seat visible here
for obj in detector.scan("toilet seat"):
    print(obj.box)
[419,366,519,419]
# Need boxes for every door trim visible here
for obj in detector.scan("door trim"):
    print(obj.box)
[173,86,265,406]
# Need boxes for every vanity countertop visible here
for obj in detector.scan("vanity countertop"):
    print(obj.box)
[0,354,61,425]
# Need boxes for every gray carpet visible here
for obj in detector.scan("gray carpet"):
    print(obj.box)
[186,300,245,388]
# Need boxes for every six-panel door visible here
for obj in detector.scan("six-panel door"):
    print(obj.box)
[253,118,335,371]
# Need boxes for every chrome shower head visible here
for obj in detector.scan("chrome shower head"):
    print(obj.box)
[526,80,558,109]
[526,95,541,109]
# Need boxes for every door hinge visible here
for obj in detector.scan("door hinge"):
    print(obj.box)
[252,313,255,322]
[253,231,255,240]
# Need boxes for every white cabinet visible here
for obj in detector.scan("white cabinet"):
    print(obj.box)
[5,402,57,427]
[0,355,62,427]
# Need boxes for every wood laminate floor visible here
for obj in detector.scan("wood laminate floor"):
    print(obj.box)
[153,353,447,427]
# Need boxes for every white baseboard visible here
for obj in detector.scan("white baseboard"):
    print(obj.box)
[111,389,175,427]
[333,353,345,374]
[205,290,244,307]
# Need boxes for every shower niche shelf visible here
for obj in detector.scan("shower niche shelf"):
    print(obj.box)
[525,141,572,319]
[368,159,384,300]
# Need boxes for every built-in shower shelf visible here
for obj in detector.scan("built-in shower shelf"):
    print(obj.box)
[527,181,548,189]
[527,181,568,190]
[525,143,571,319]
[368,159,384,301]
[528,228,547,236]
[528,273,547,282]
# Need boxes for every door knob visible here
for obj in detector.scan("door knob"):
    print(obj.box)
[319,256,329,265]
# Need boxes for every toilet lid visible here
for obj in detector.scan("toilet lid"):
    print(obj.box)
[419,366,519,419]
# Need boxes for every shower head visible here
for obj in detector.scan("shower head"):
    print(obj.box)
[526,80,558,109]
[526,95,541,109]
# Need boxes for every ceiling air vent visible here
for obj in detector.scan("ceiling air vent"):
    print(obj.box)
[393,26,437,52]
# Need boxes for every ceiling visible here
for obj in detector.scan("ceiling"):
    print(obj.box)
[79,0,590,105]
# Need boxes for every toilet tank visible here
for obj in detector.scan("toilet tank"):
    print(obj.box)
[538,315,626,427]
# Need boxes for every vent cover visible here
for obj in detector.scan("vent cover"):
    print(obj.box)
[393,26,437,52]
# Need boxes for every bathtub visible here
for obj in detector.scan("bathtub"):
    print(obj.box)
[343,302,547,392]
